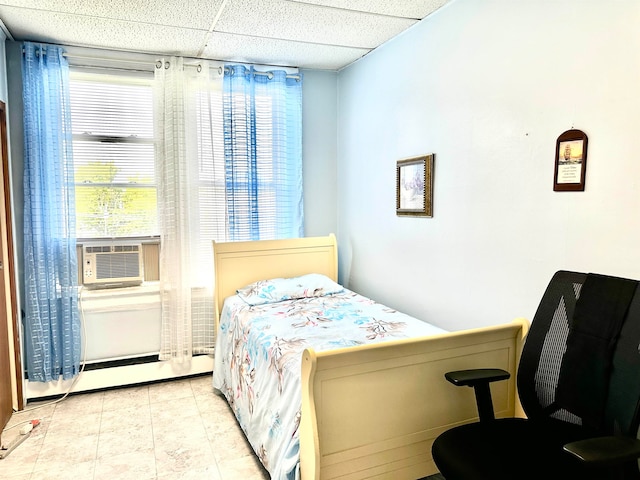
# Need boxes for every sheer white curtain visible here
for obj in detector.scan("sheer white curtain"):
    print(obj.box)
[154,57,224,362]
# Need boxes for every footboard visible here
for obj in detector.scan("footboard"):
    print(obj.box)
[300,319,529,480]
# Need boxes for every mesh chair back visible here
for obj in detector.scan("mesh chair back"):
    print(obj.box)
[517,270,586,424]
[517,270,640,438]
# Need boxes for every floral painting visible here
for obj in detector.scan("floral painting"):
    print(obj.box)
[396,154,434,216]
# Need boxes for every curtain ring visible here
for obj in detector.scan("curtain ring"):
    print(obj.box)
[218,66,223,76]
[155,60,162,69]
[196,64,202,73]
[267,72,274,80]
[164,61,170,69]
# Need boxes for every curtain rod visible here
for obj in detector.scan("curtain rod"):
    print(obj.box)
[156,60,300,81]
[23,48,301,80]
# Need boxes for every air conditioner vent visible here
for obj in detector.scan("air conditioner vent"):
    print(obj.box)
[85,245,111,254]
[83,243,144,288]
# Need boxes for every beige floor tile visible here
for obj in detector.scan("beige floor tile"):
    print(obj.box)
[154,436,215,477]
[202,411,243,444]
[46,407,102,436]
[94,447,157,480]
[150,399,202,431]
[100,403,152,433]
[29,459,96,480]
[52,390,104,415]
[195,392,244,444]
[2,474,31,480]
[189,374,216,397]
[210,425,255,465]
[156,463,222,480]
[194,391,231,416]
[216,454,270,480]
[97,423,155,458]
[103,384,150,411]
[33,431,99,473]
[148,379,194,404]
[152,416,210,450]
[2,374,298,480]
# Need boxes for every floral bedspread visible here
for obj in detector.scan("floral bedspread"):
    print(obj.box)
[213,289,447,480]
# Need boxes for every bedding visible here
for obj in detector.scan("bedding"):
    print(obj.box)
[213,275,447,480]
[236,273,344,306]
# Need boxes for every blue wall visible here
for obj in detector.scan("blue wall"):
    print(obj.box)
[336,0,640,330]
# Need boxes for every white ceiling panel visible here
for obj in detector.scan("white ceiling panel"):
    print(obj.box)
[0,0,223,30]
[290,0,452,19]
[202,31,368,70]
[0,0,452,70]
[0,7,207,56]
[216,0,416,49]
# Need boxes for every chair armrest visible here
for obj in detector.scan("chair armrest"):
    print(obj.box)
[445,368,511,387]
[564,436,640,466]
[444,369,511,422]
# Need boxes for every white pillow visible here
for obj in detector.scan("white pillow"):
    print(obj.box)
[236,273,343,306]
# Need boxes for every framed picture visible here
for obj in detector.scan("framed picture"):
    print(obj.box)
[396,154,434,217]
[554,129,588,191]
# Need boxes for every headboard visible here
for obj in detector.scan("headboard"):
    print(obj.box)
[212,234,338,330]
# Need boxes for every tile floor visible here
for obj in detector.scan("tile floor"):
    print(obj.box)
[1,374,269,480]
[1,374,446,480]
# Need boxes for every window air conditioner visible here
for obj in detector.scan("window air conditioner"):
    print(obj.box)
[82,243,144,288]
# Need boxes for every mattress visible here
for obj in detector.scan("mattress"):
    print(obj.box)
[213,284,446,479]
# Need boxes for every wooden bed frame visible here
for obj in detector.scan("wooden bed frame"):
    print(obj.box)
[213,234,529,479]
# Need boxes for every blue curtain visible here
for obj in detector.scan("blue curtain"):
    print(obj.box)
[22,42,81,382]
[223,65,303,241]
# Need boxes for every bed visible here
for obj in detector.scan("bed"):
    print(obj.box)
[212,234,529,480]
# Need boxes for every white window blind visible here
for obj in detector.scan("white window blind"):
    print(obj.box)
[69,70,157,238]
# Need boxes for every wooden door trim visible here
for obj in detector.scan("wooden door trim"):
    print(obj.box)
[0,101,22,409]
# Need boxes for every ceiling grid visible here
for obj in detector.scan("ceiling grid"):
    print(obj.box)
[0,0,451,70]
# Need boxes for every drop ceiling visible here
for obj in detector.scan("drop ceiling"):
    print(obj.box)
[0,0,451,71]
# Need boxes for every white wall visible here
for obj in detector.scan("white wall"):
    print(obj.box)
[336,0,640,331]
[0,31,6,102]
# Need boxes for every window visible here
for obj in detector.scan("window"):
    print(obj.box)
[68,65,303,246]
[69,70,157,239]
[193,87,228,244]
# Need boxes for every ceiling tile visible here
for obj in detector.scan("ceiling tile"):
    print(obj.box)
[0,0,223,30]
[0,0,454,70]
[202,31,369,70]
[216,0,416,49]
[289,0,451,19]
[0,7,207,56]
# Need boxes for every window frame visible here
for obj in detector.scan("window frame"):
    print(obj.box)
[68,68,158,241]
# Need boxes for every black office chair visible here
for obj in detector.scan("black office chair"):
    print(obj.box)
[432,270,640,480]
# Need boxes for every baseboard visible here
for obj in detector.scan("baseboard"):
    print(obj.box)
[24,355,214,402]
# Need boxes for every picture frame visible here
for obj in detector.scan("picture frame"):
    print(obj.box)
[396,154,434,217]
[554,129,588,191]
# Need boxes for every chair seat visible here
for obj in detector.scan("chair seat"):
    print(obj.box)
[432,417,603,480]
